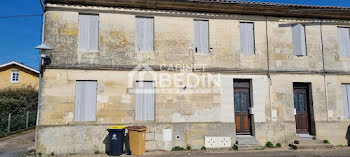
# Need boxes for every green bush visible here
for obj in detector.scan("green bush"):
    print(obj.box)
[51,152,55,156]
[233,145,238,150]
[171,146,185,151]
[323,139,330,144]
[186,145,191,150]
[265,141,274,148]
[37,152,42,156]
[0,86,38,136]
[200,146,206,150]
[276,143,282,148]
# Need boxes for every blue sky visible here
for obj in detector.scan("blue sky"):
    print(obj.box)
[0,0,350,70]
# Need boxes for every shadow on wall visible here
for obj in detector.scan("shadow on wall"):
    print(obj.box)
[346,125,350,146]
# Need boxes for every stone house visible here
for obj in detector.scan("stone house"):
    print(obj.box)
[0,61,39,89]
[37,0,350,155]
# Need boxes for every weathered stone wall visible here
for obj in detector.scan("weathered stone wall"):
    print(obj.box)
[37,3,350,155]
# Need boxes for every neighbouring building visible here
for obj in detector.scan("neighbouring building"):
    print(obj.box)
[0,61,39,89]
[37,0,350,155]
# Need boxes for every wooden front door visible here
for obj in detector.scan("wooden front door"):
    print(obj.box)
[234,81,251,135]
[294,87,310,134]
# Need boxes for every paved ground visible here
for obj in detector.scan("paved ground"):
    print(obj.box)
[0,129,35,157]
[37,147,350,157]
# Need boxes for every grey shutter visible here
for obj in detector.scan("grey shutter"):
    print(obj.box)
[75,81,97,122]
[89,15,99,50]
[78,14,99,50]
[194,20,209,53]
[337,27,350,57]
[292,24,306,56]
[342,84,350,119]
[240,22,255,54]
[135,81,155,121]
[135,17,154,51]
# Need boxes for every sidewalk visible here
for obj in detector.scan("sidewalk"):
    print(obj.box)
[0,129,35,157]
[34,147,350,157]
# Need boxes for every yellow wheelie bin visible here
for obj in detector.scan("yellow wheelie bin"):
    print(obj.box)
[127,126,147,155]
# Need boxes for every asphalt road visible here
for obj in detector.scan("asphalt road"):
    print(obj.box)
[0,130,35,157]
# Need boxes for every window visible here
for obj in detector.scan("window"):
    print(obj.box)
[342,84,350,119]
[194,20,209,53]
[75,81,97,122]
[337,27,350,57]
[135,17,154,51]
[240,22,255,54]
[135,81,155,121]
[78,14,99,50]
[11,71,19,83]
[292,24,306,56]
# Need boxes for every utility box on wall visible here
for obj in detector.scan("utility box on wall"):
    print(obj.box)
[205,136,231,148]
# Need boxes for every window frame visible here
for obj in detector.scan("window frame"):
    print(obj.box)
[239,22,256,54]
[78,13,100,51]
[135,16,155,52]
[194,19,210,53]
[337,26,350,57]
[292,24,307,57]
[10,71,19,83]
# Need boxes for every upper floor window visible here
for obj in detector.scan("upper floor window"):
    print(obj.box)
[135,17,154,51]
[292,24,307,56]
[194,19,209,53]
[240,22,255,54]
[337,27,350,57]
[78,14,99,51]
[11,71,19,83]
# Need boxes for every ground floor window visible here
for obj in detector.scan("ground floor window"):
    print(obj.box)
[135,81,155,121]
[342,84,350,119]
[75,80,97,122]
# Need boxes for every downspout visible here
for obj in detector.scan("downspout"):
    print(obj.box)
[35,0,46,150]
[320,19,329,121]
[265,16,272,122]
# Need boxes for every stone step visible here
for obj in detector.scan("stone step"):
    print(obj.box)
[290,138,333,150]
[289,143,333,149]
[294,139,323,145]
[236,136,260,145]
[236,144,264,151]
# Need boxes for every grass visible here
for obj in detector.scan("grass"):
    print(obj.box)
[323,139,330,144]
[200,146,207,150]
[265,141,274,148]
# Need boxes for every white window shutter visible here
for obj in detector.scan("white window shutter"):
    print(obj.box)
[240,22,255,54]
[135,81,155,121]
[337,27,350,57]
[292,24,306,56]
[78,14,99,50]
[75,81,97,122]
[194,20,200,53]
[194,20,209,53]
[135,17,154,51]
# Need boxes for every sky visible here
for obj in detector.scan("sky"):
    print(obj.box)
[0,0,350,70]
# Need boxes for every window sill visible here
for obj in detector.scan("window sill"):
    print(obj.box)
[78,49,99,53]
[135,50,155,53]
[194,52,212,55]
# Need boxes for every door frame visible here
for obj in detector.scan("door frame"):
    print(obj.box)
[234,79,254,136]
[293,82,316,136]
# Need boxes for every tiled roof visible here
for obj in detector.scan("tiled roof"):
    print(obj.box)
[45,0,350,19]
[193,0,350,9]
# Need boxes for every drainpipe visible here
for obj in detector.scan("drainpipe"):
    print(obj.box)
[265,16,273,122]
[320,19,329,121]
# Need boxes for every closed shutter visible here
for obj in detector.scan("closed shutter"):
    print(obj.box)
[292,24,306,56]
[135,81,155,121]
[78,14,99,50]
[240,22,255,54]
[194,20,209,53]
[337,27,350,57]
[135,17,154,51]
[343,84,350,119]
[75,81,97,122]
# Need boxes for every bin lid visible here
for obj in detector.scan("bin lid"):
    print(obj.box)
[127,126,147,131]
[108,125,126,129]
